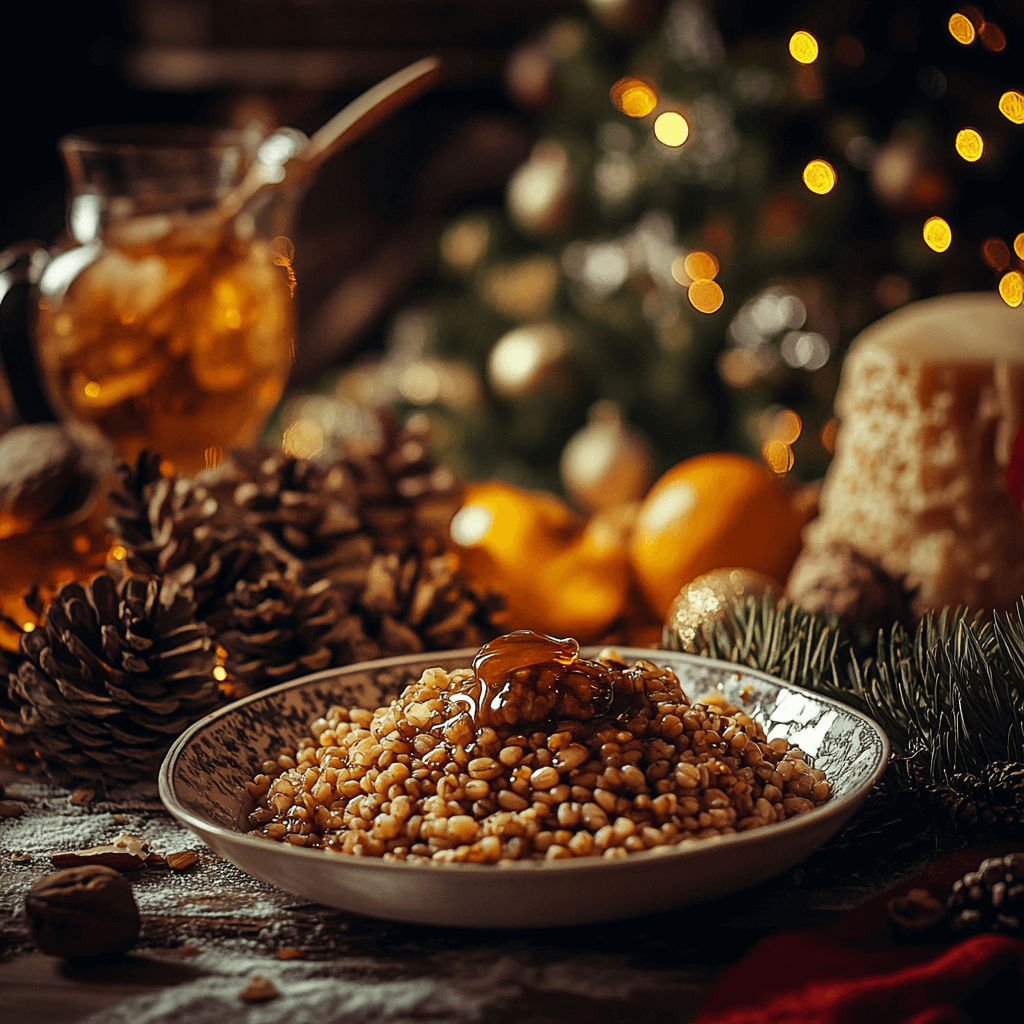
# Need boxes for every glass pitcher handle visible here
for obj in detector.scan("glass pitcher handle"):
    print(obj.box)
[0,241,55,426]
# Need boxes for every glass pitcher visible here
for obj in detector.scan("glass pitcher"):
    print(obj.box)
[30,125,298,475]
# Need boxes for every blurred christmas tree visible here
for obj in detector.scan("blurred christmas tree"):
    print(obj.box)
[280,0,1024,508]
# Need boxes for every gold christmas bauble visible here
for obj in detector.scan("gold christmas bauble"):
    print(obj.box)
[481,256,559,320]
[504,38,555,110]
[486,323,569,400]
[586,0,666,33]
[507,140,577,236]
[663,568,779,652]
[559,402,653,513]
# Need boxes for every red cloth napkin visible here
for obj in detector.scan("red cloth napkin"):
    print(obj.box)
[693,847,1024,1024]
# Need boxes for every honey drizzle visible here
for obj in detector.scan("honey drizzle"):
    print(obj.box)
[441,630,621,735]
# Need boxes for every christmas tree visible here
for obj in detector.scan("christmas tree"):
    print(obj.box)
[281,0,1024,506]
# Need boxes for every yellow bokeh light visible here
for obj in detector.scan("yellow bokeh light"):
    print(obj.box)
[802,159,836,195]
[84,380,100,399]
[1014,233,1024,260]
[654,112,689,147]
[979,22,1007,52]
[999,91,1024,125]
[688,279,724,314]
[22,622,36,633]
[281,418,325,460]
[948,13,976,45]
[771,409,803,445]
[1000,271,1024,308]
[923,216,952,253]
[820,418,839,454]
[109,544,127,561]
[213,665,228,682]
[762,440,794,475]
[683,251,719,281]
[788,31,819,64]
[610,77,657,118]
[955,128,984,162]
[982,238,1010,272]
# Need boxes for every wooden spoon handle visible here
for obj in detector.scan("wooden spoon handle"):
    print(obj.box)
[297,56,443,175]
[221,56,443,220]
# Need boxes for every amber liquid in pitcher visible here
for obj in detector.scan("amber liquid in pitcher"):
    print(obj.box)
[36,222,294,475]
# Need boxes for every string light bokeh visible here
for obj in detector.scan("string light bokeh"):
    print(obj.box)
[293,1,1024,494]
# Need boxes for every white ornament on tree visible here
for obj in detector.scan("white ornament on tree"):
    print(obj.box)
[560,401,654,512]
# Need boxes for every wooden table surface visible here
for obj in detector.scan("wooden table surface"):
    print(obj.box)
[0,762,936,1024]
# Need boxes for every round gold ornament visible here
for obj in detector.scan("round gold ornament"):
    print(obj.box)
[559,402,653,513]
[662,568,779,653]
[505,38,555,110]
[506,140,577,236]
[486,323,569,400]
[586,0,666,33]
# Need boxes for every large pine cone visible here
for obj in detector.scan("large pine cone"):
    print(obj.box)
[926,761,1024,840]
[206,413,464,582]
[4,574,220,785]
[106,411,500,696]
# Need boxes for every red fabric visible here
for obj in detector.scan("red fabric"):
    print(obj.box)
[693,847,1024,1024]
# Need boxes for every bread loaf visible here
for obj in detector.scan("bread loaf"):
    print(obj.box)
[801,292,1024,612]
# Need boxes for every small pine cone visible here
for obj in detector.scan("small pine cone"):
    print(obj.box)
[214,574,379,690]
[5,574,220,785]
[930,762,1024,840]
[946,853,1024,937]
[207,451,371,585]
[0,641,34,761]
[979,761,1024,830]
[360,550,498,656]
[110,453,274,615]
[785,542,917,631]
[349,412,464,553]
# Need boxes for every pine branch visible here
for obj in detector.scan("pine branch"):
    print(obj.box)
[678,594,1024,782]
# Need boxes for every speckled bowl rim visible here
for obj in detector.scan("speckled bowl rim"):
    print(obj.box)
[159,647,890,875]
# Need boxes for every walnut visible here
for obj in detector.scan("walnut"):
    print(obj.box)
[0,422,112,534]
[25,865,141,959]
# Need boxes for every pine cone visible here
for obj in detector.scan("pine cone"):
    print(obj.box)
[206,450,371,587]
[4,574,220,785]
[207,412,464,583]
[211,573,379,689]
[925,761,1024,840]
[946,853,1024,937]
[785,542,917,632]
[359,549,497,655]
[110,452,275,616]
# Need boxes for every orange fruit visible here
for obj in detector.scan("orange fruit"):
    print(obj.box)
[629,453,803,619]
[450,481,631,642]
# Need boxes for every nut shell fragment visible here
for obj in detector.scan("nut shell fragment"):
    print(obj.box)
[238,974,279,1003]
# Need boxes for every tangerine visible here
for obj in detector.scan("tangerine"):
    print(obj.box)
[629,453,803,619]
[450,481,631,642]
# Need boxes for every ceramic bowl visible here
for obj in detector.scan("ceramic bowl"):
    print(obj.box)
[159,648,888,928]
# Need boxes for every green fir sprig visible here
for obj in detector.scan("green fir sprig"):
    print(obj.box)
[670,595,1024,783]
